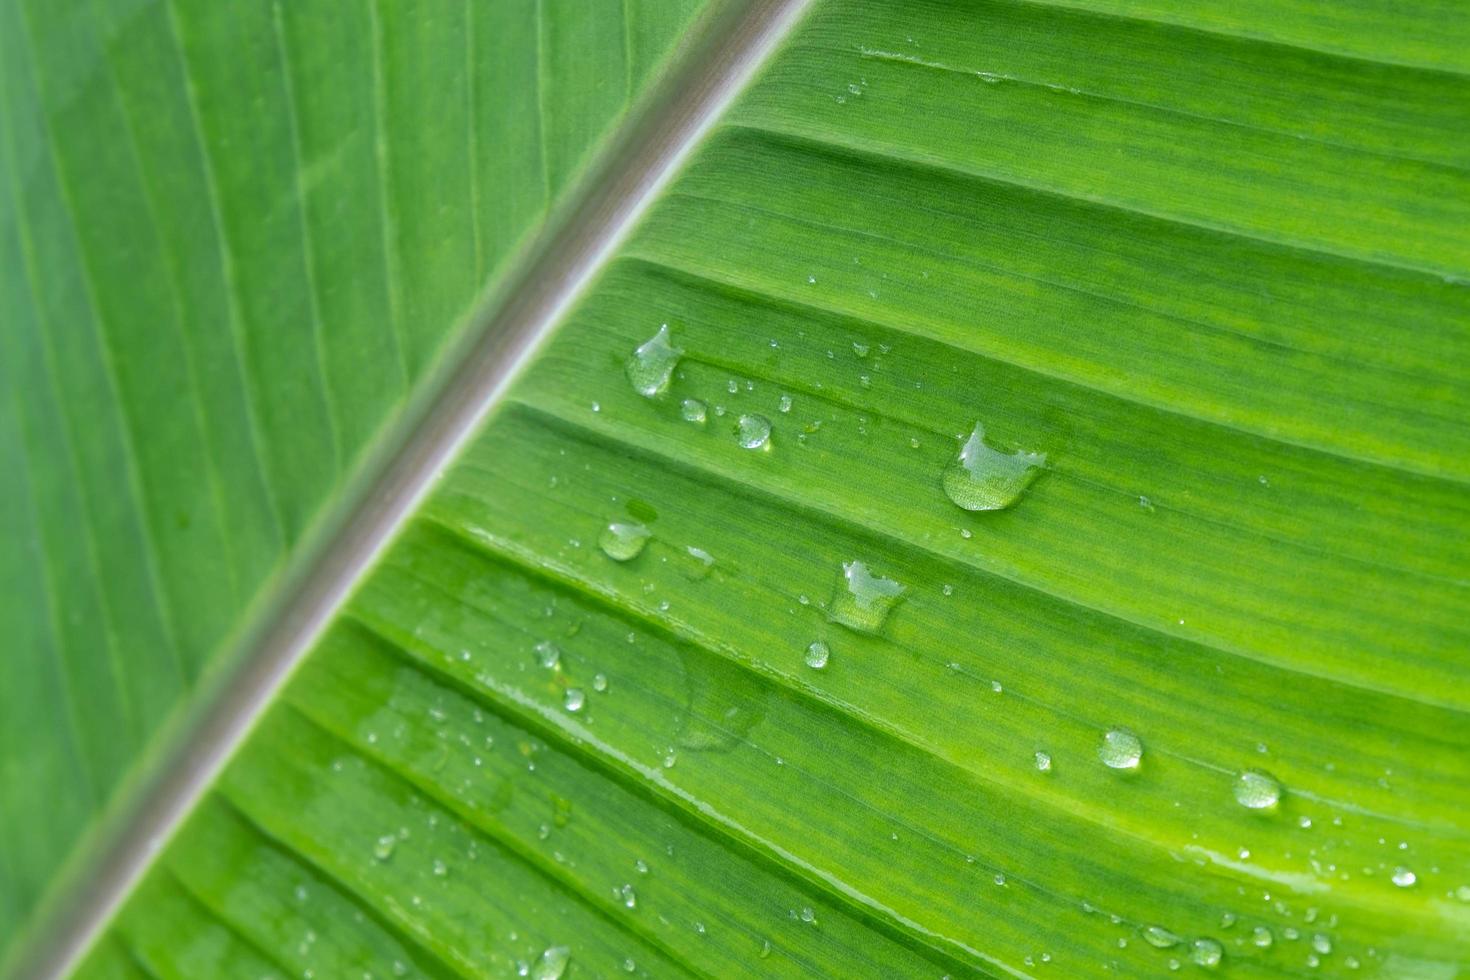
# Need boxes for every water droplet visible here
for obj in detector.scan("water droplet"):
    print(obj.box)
[532,945,570,980]
[1252,927,1273,947]
[941,422,1045,512]
[758,940,772,959]
[635,858,649,874]
[804,641,830,670]
[1312,934,1331,955]
[799,907,816,923]
[1098,728,1143,770]
[1234,770,1282,810]
[990,679,1003,693]
[620,884,637,909]
[1392,867,1417,887]
[778,394,793,413]
[535,641,561,669]
[593,673,608,693]
[1034,751,1052,773]
[681,398,707,423]
[661,749,677,769]
[685,549,714,578]
[828,560,905,634]
[623,959,636,973]
[736,414,772,450]
[626,325,682,398]
[1189,938,1222,969]
[1455,885,1470,902]
[564,689,585,712]
[373,835,396,861]
[851,341,870,357]
[599,522,650,561]
[1142,925,1181,948]
[432,858,447,877]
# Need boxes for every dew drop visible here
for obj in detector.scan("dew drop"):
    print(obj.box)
[564,689,585,713]
[778,394,793,413]
[1189,938,1223,969]
[1312,934,1332,955]
[828,560,905,634]
[626,325,682,398]
[432,858,448,877]
[736,414,772,450]
[599,522,650,561]
[593,673,608,693]
[1098,728,1142,770]
[535,641,561,670]
[1234,770,1282,810]
[683,545,715,579]
[1391,867,1417,887]
[1142,925,1181,949]
[532,945,570,980]
[373,834,396,861]
[804,641,830,670]
[620,883,637,909]
[681,398,707,424]
[1252,926,1273,947]
[1034,751,1052,773]
[941,421,1045,511]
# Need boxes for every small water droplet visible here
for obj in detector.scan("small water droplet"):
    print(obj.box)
[851,341,870,357]
[564,689,585,712]
[683,545,715,579]
[758,939,772,959]
[620,884,637,908]
[373,835,396,861]
[1454,884,1470,902]
[593,673,608,693]
[681,398,707,423]
[799,907,815,923]
[1189,938,1222,969]
[736,414,772,450]
[432,858,447,877]
[1312,934,1331,955]
[532,945,570,980]
[1252,927,1273,947]
[623,958,636,973]
[1099,728,1142,770]
[1034,751,1052,773]
[942,421,1045,511]
[661,749,677,769]
[626,325,682,398]
[635,858,649,874]
[1234,770,1282,810]
[599,522,650,561]
[804,641,830,669]
[535,641,561,669]
[1142,925,1181,948]
[1391,867,1417,887]
[778,394,793,413]
[990,679,1003,693]
[828,560,905,634]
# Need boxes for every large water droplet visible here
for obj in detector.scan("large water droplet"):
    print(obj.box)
[626,325,682,398]
[1098,728,1142,770]
[737,414,772,450]
[1189,938,1222,969]
[532,945,571,980]
[1142,925,1180,948]
[828,560,905,634]
[941,422,1045,511]
[564,689,585,712]
[1252,926,1273,947]
[599,522,650,561]
[1392,866,1417,887]
[804,641,830,670]
[1234,770,1281,810]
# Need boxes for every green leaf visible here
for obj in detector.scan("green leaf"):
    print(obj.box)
[0,0,715,962]
[11,0,1470,977]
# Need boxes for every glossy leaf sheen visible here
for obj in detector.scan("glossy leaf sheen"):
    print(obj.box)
[15,0,1470,977]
